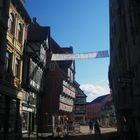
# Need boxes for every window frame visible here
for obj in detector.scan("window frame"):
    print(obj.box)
[15,58,20,78]
[5,51,12,72]
[18,23,23,44]
[8,13,15,35]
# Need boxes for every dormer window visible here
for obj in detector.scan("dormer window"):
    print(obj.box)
[40,46,46,65]
[45,38,49,50]
[8,13,15,35]
[18,23,23,44]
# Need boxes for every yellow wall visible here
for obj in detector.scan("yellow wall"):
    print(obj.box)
[6,2,28,100]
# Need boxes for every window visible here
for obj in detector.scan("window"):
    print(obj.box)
[6,51,11,72]
[37,69,42,88]
[18,23,23,43]
[22,111,28,132]
[15,58,20,78]
[40,46,46,65]
[8,99,18,133]
[49,63,55,71]
[8,13,15,35]
[29,59,34,79]
[68,68,71,78]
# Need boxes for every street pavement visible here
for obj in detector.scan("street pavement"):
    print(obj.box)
[22,125,121,140]
[79,125,117,135]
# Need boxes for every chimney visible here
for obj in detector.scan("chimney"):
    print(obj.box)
[31,17,40,26]
[32,17,37,24]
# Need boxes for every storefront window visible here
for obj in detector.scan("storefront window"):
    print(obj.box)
[8,99,18,133]
[22,111,28,132]
[0,95,19,138]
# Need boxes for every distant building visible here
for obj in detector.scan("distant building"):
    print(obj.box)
[101,100,116,127]
[86,94,112,122]
[74,81,87,124]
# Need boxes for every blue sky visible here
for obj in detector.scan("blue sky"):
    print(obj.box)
[25,0,110,101]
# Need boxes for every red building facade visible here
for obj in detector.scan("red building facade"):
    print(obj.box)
[40,38,76,134]
[86,94,112,122]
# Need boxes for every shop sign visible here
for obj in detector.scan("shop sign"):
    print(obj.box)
[23,106,33,112]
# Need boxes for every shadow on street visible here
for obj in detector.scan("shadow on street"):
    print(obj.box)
[22,132,121,140]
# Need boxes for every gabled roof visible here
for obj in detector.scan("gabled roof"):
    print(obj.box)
[76,90,87,97]
[103,100,113,107]
[73,80,87,97]
[27,24,50,43]
[74,80,80,87]
[88,94,111,104]
[62,47,73,53]
[51,38,73,69]
[51,38,63,53]
[51,38,73,54]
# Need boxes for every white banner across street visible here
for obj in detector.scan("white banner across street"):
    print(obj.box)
[51,50,109,61]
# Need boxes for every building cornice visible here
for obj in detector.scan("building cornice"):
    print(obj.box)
[11,0,31,23]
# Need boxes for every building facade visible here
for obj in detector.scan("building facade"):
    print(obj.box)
[109,0,140,139]
[22,18,50,136]
[40,38,76,135]
[101,100,116,127]
[74,81,87,124]
[86,102,101,121]
[0,0,30,140]
[86,94,112,123]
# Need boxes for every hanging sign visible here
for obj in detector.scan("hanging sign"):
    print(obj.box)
[51,50,109,61]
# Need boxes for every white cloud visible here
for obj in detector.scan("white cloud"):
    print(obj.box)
[80,82,110,102]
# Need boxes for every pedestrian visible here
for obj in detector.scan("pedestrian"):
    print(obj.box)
[123,117,130,140]
[94,120,101,135]
[56,124,62,137]
[88,120,93,134]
